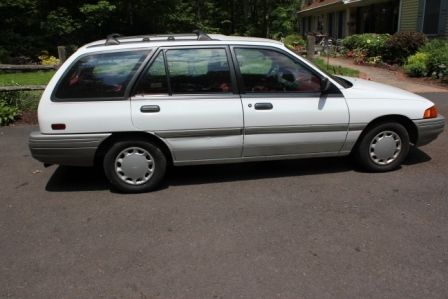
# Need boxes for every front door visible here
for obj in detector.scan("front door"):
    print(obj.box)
[231,47,349,157]
[130,47,243,162]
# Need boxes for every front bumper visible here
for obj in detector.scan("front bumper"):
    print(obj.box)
[413,115,445,146]
[29,132,111,166]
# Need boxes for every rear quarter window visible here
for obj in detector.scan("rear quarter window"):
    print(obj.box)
[53,50,148,101]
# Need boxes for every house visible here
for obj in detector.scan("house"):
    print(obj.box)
[298,0,448,39]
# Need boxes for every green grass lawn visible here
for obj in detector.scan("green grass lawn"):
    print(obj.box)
[0,71,56,86]
[312,57,359,77]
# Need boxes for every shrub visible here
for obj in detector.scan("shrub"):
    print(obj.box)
[0,91,41,125]
[404,52,429,77]
[422,39,448,80]
[353,48,367,64]
[0,101,20,126]
[283,34,306,51]
[38,52,60,65]
[383,32,427,64]
[0,91,41,111]
[420,38,448,53]
[342,33,390,58]
[342,35,361,51]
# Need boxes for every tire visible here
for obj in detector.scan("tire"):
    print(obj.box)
[355,122,410,172]
[103,139,167,193]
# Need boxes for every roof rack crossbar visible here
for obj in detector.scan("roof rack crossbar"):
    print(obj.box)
[102,31,213,46]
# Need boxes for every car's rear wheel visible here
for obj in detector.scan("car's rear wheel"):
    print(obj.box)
[355,122,410,172]
[103,139,167,193]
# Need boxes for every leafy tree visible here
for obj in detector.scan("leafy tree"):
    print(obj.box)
[80,0,116,28]
[0,0,302,61]
[45,8,79,38]
[0,0,41,61]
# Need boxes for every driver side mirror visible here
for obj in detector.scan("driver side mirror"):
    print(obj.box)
[320,77,332,94]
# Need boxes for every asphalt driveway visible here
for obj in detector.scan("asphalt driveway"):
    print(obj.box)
[1,93,447,298]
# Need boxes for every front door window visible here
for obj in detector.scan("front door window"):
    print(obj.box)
[234,48,321,93]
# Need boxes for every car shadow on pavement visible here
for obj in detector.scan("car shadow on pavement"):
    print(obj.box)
[403,147,432,165]
[45,148,431,192]
[164,157,353,187]
[45,165,109,192]
[45,157,353,192]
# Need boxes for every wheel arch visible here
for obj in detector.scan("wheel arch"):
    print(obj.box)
[351,114,418,153]
[94,131,174,166]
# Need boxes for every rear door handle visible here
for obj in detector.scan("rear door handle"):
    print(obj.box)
[254,103,273,110]
[140,105,160,113]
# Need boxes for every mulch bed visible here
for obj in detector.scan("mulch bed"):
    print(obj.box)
[15,110,38,125]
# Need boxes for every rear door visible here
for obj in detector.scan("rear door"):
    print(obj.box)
[130,46,244,162]
[231,46,349,157]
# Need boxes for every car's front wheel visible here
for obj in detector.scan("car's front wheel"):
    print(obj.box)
[355,122,410,172]
[103,139,167,193]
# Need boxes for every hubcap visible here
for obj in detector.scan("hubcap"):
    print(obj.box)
[114,147,154,185]
[369,131,402,165]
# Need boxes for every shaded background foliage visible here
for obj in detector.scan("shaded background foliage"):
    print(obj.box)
[0,0,301,62]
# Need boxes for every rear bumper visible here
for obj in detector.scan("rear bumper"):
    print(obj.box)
[414,115,445,146]
[29,132,111,166]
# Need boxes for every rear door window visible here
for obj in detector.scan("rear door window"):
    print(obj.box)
[165,48,232,93]
[134,52,169,95]
[54,50,148,101]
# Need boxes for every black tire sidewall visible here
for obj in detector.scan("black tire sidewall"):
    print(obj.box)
[103,140,167,193]
[356,122,410,172]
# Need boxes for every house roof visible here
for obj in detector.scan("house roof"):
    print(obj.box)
[298,0,388,14]
[299,0,342,13]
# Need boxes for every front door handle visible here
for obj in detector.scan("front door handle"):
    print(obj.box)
[254,103,273,110]
[140,105,160,113]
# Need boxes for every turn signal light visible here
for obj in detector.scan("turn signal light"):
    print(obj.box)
[423,106,438,119]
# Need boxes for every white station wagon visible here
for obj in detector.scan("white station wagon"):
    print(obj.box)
[29,32,445,193]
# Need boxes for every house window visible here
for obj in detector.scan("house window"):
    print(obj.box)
[337,11,344,38]
[423,0,441,35]
[302,18,306,35]
[328,13,334,37]
[356,1,399,34]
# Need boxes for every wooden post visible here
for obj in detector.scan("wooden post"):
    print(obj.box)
[57,46,67,65]
[307,35,315,60]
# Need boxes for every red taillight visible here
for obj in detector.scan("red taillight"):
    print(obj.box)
[51,123,66,130]
[423,106,438,119]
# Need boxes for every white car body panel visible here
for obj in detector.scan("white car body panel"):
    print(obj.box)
[38,101,135,133]
[341,77,432,122]
[241,96,349,156]
[131,95,244,161]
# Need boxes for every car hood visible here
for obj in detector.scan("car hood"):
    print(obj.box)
[338,76,430,103]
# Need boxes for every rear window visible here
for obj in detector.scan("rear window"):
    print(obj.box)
[54,50,148,101]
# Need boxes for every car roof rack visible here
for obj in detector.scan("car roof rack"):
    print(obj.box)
[105,33,121,45]
[104,30,213,46]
